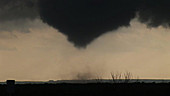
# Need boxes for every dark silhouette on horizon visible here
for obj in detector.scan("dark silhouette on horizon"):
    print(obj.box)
[1,80,170,96]
[6,80,15,96]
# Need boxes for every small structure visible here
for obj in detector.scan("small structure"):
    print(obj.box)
[6,80,15,96]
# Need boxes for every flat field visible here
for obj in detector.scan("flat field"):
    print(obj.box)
[1,83,170,96]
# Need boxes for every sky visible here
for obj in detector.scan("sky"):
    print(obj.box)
[0,0,170,81]
[1,18,170,81]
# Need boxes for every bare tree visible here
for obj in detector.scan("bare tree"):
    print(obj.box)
[123,71,133,83]
[111,71,135,83]
[111,72,122,83]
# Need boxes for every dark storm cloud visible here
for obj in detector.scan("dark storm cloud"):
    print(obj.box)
[38,0,138,47]
[1,0,170,47]
[137,0,170,28]
[38,0,170,47]
[0,0,39,32]
[0,0,38,22]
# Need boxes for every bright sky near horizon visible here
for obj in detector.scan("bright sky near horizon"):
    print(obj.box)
[0,18,170,81]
